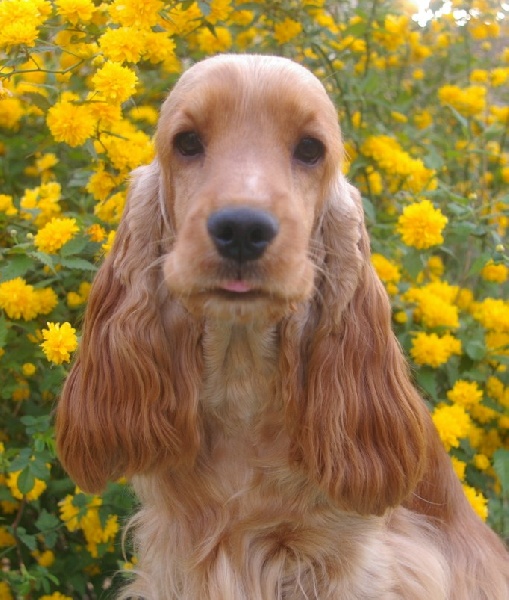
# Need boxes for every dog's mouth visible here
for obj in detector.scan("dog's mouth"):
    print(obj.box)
[208,280,268,301]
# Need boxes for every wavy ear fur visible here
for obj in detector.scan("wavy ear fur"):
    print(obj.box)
[281,177,429,516]
[56,161,202,494]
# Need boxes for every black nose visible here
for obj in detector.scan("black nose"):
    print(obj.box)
[207,207,279,262]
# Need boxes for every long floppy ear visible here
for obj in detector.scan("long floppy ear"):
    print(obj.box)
[56,160,202,494]
[281,176,429,516]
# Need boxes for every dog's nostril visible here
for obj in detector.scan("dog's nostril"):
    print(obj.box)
[207,208,279,262]
[215,223,235,244]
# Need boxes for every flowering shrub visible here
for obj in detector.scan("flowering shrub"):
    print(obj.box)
[1,0,508,596]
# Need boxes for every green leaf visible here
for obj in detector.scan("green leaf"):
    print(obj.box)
[17,467,35,495]
[60,236,88,258]
[16,526,37,551]
[0,254,34,282]
[493,449,509,495]
[197,0,211,16]
[9,448,32,472]
[29,251,55,272]
[415,367,438,401]
[59,257,97,271]
[463,339,486,361]
[0,315,8,348]
[402,250,425,280]
[35,509,60,533]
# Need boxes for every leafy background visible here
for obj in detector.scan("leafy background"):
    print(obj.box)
[0,0,508,597]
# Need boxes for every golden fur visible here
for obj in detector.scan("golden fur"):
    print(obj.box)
[56,54,509,599]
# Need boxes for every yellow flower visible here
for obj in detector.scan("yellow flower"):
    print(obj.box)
[491,67,509,87]
[427,256,444,277]
[0,527,16,547]
[55,0,95,25]
[371,254,401,284]
[87,223,107,242]
[35,217,79,254]
[94,192,126,223]
[273,18,303,44]
[99,27,146,63]
[67,291,84,307]
[39,593,73,600]
[391,111,408,124]
[196,26,232,53]
[91,61,138,104]
[0,278,39,321]
[473,298,509,332]
[40,322,78,364]
[361,135,436,193]
[410,332,461,368]
[486,376,505,401]
[35,288,58,315]
[0,581,13,600]
[397,200,447,249]
[438,84,486,117]
[47,101,96,147]
[0,194,17,216]
[32,549,55,567]
[22,363,36,376]
[0,0,51,49]
[129,105,159,125]
[206,0,233,24]
[0,97,23,130]
[59,494,82,532]
[86,166,119,201]
[414,110,433,130]
[109,0,163,28]
[432,404,471,451]
[405,283,459,330]
[447,380,483,408]
[480,260,508,283]
[7,471,47,500]
[451,457,466,481]
[102,230,116,254]
[462,484,488,521]
[473,454,491,471]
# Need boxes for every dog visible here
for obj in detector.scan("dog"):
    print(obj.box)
[56,54,509,599]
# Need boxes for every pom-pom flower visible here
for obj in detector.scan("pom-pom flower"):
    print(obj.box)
[40,322,78,364]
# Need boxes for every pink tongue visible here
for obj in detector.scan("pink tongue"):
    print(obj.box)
[221,280,252,293]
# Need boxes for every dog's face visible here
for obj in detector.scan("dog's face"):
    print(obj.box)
[156,55,344,322]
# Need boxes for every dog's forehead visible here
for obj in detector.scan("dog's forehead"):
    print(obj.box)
[162,55,337,130]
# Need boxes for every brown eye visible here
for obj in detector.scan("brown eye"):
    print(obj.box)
[294,137,325,165]
[174,131,204,157]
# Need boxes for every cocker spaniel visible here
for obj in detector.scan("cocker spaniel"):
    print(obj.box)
[56,54,509,599]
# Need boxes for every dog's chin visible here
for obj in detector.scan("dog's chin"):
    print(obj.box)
[176,287,304,324]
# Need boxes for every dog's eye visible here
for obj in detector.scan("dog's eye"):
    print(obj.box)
[294,137,325,165]
[174,131,204,157]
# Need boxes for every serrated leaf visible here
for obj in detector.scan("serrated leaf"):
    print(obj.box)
[60,236,88,258]
[8,448,32,472]
[0,254,33,282]
[36,509,61,533]
[493,449,509,495]
[17,526,37,551]
[29,251,55,272]
[59,257,97,271]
